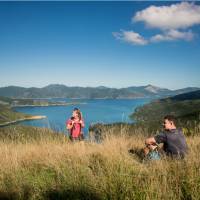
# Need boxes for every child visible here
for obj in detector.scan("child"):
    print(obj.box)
[143,143,161,160]
[66,108,85,141]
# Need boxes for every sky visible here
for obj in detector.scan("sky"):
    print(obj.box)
[0,1,200,90]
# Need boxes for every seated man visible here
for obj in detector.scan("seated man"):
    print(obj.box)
[145,115,188,158]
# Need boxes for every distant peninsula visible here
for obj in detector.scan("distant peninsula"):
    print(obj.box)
[11,101,86,108]
[0,115,46,127]
[0,96,85,127]
[0,100,47,127]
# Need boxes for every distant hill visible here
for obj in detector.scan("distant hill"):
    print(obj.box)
[0,104,30,124]
[162,89,200,101]
[131,89,200,121]
[0,84,199,99]
[130,89,200,135]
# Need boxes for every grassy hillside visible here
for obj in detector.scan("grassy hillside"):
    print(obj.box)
[0,105,31,124]
[0,125,65,142]
[0,125,200,200]
[131,99,200,122]
[131,90,200,121]
[128,90,200,136]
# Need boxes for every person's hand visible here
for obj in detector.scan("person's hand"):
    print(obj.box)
[79,120,85,128]
[149,144,158,150]
[143,147,149,156]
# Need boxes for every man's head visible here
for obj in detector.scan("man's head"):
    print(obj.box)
[163,115,176,130]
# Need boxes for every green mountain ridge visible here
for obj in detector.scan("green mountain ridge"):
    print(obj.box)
[129,89,200,135]
[0,84,199,99]
[161,89,200,101]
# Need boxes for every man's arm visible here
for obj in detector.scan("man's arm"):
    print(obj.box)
[145,132,167,145]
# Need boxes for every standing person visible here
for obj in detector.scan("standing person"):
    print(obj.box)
[145,115,188,159]
[66,108,85,141]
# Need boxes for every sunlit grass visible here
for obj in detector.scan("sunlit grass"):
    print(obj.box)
[0,125,200,200]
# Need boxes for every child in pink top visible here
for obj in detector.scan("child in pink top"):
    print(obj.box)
[66,108,85,141]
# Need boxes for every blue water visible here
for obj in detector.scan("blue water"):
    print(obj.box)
[14,98,151,135]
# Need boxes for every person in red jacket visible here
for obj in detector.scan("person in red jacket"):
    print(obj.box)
[66,108,85,141]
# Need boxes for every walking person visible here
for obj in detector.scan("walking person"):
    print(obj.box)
[66,108,85,141]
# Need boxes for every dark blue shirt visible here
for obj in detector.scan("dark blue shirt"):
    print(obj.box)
[154,129,188,157]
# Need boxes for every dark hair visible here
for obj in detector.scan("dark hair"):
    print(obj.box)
[164,115,176,124]
[73,107,79,111]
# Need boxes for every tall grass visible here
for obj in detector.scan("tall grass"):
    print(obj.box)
[0,126,200,200]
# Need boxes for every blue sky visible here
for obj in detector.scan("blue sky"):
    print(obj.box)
[0,1,200,90]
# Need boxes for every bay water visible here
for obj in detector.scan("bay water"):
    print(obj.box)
[14,98,151,136]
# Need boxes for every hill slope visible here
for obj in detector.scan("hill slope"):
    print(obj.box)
[129,90,200,135]
[0,104,30,124]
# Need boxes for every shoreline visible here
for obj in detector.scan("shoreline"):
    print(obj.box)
[11,102,87,108]
[0,115,47,127]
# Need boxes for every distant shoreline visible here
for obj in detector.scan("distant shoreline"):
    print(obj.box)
[0,115,47,127]
[11,102,87,108]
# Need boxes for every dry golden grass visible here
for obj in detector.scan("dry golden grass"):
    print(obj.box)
[0,126,200,200]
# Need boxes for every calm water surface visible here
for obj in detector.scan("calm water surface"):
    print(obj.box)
[14,98,152,135]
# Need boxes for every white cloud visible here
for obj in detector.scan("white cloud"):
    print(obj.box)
[113,2,199,46]
[113,30,148,45]
[133,2,200,30]
[150,29,195,42]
